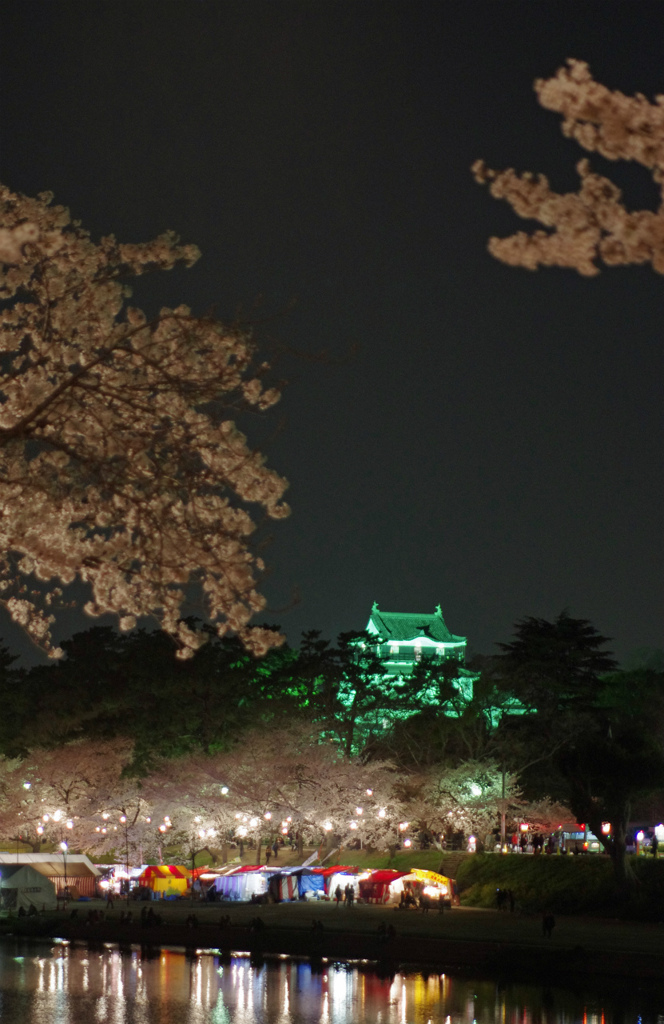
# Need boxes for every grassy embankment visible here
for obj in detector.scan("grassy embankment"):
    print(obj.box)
[457,852,664,920]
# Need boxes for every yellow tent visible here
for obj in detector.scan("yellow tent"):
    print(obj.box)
[410,868,452,893]
[138,865,191,896]
[389,868,458,904]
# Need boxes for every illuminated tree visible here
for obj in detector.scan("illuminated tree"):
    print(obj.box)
[474,60,664,276]
[155,723,403,862]
[515,798,573,837]
[0,738,137,853]
[85,774,156,866]
[424,760,521,848]
[0,184,289,658]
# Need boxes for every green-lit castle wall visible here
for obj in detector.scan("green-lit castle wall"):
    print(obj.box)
[365,602,476,704]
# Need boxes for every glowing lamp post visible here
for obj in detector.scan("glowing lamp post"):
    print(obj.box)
[120,814,130,893]
[60,840,68,898]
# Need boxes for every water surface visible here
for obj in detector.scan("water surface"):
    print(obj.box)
[0,943,662,1023]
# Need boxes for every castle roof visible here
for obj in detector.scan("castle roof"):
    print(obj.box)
[368,603,466,644]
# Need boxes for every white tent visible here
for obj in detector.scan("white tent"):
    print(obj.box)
[0,853,100,896]
[211,869,268,901]
[0,864,57,912]
[328,872,359,900]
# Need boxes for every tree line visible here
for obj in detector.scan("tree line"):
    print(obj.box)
[1,612,663,894]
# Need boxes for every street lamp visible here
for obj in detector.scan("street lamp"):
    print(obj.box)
[120,814,130,894]
[60,840,68,898]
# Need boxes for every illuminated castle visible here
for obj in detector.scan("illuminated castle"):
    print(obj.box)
[365,602,467,671]
[364,602,475,704]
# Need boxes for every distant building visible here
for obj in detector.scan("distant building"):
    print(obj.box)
[363,602,476,704]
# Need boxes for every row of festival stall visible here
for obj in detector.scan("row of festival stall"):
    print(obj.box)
[0,855,456,909]
[204,864,458,906]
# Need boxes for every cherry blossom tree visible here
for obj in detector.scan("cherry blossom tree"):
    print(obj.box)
[85,774,157,867]
[473,60,664,276]
[423,759,521,849]
[518,797,573,838]
[153,723,403,863]
[0,738,137,853]
[0,184,289,658]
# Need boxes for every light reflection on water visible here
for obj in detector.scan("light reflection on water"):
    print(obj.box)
[0,944,661,1023]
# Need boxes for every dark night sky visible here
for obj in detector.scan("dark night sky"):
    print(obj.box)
[1,2,662,662]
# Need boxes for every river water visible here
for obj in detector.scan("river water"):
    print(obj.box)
[0,942,662,1023]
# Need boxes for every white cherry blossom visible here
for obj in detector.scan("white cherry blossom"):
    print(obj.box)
[0,184,289,657]
[474,60,664,276]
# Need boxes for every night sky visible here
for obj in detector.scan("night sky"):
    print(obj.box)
[1,2,662,663]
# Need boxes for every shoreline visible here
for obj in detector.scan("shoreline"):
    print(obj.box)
[3,903,664,983]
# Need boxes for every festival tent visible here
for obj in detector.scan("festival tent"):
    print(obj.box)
[0,864,57,912]
[377,868,459,906]
[210,865,269,901]
[0,853,100,897]
[358,869,408,904]
[296,868,325,898]
[326,870,361,900]
[138,865,190,897]
[408,868,458,905]
[313,865,357,893]
[313,865,357,877]
[268,867,326,902]
[269,871,299,902]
